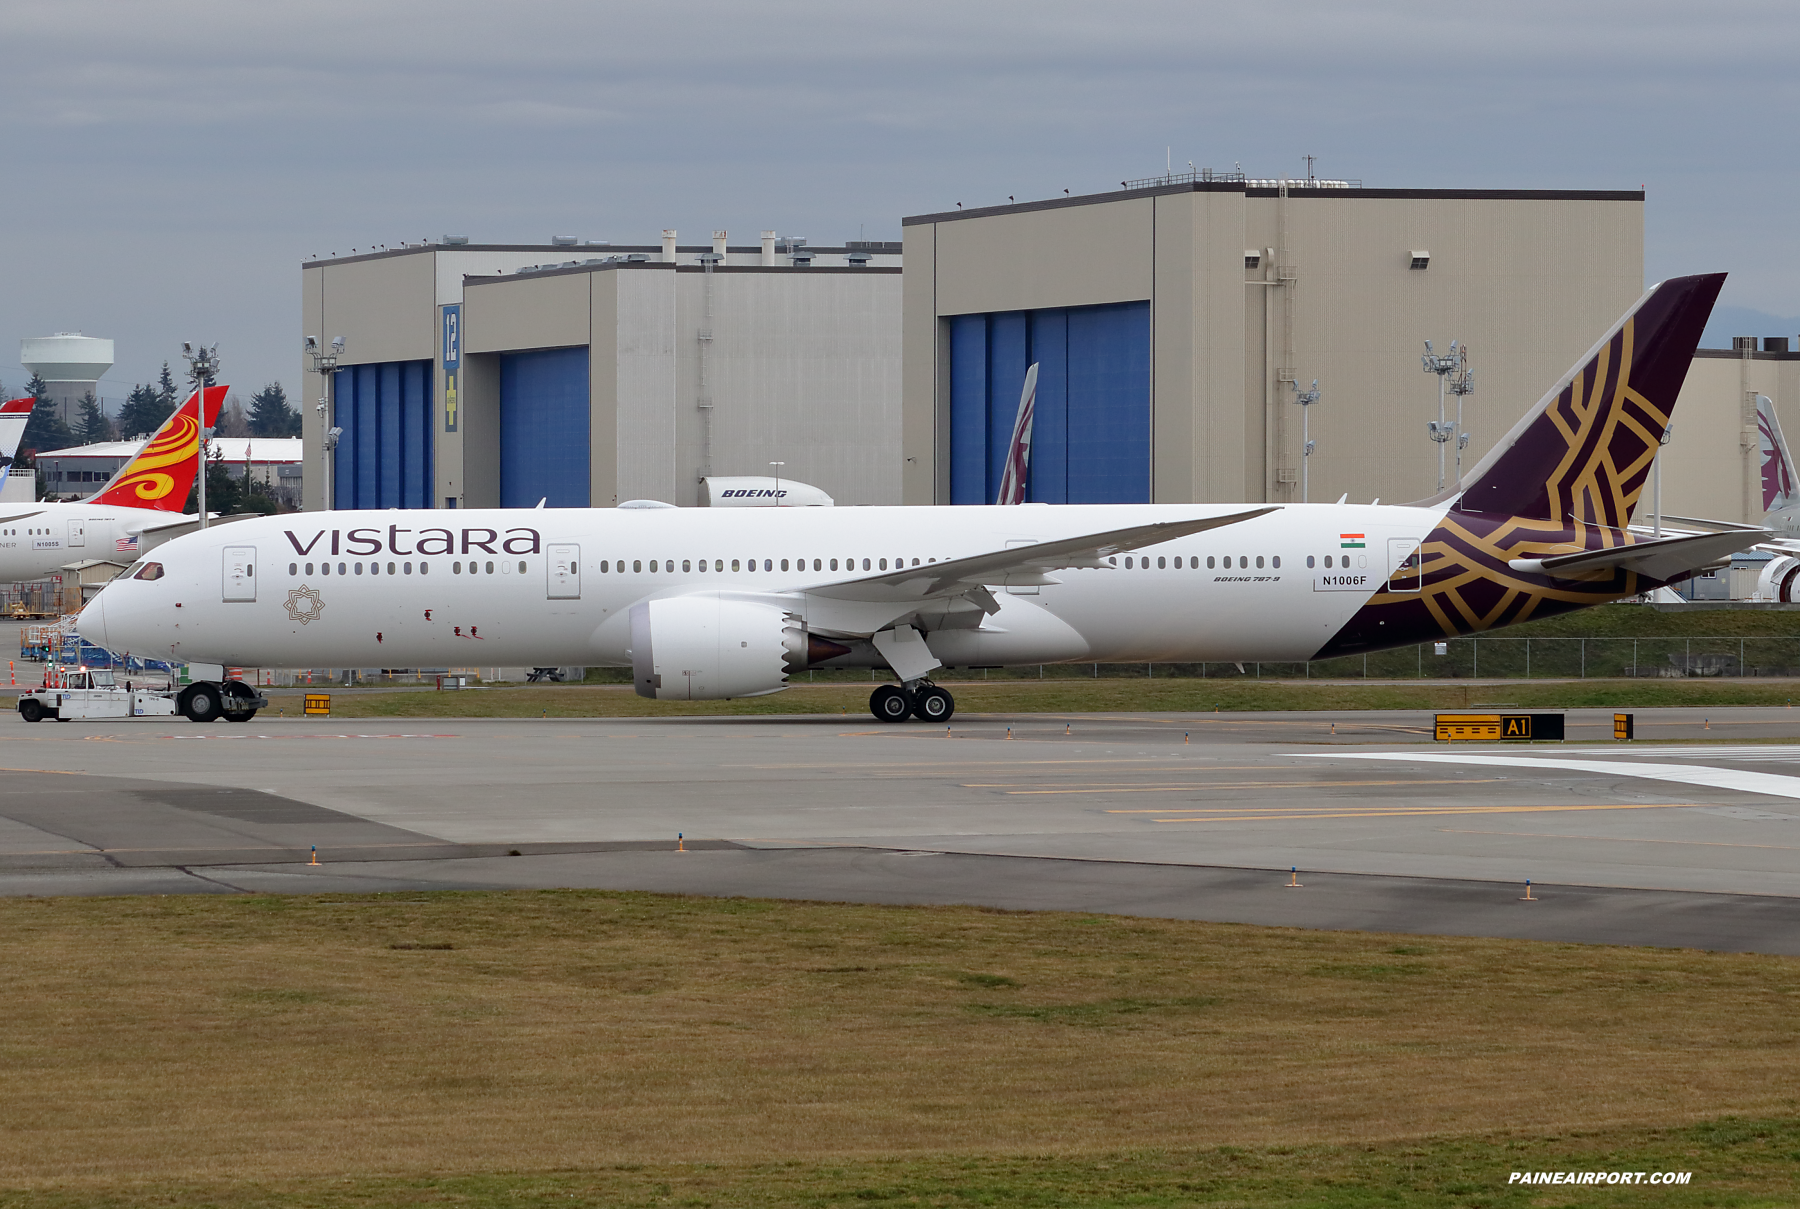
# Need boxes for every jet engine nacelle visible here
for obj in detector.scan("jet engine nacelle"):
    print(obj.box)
[1756,555,1800,602]
[629,593,808,700]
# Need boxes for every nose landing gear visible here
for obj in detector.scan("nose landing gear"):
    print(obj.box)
[179,680,268,723]
[868,682,955,724]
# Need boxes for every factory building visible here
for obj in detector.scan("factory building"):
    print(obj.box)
[1660,339,1800,526]
[37,437,304,505]
[899,177,1645,507]
[302,235,901,510]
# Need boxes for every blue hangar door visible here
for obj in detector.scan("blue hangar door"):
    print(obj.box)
[947,300,1150,505]
[332,360,433,510]
[500,347,590,508]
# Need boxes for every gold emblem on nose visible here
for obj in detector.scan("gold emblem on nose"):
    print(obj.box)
[283,585,325,625]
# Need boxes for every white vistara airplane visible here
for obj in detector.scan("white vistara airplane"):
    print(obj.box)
[84,274,1755,725]
[0,386,227,581]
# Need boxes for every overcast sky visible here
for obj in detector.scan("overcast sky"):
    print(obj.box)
[2,0,1796,405]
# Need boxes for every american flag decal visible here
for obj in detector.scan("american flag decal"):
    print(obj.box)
[116,536,139,553]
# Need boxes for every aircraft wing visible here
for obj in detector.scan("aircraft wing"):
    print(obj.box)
[1509,528,1767,582]
[808,507,1279,605]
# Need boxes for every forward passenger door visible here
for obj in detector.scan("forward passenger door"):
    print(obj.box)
[548,544,580,599]
[223,546,256,602]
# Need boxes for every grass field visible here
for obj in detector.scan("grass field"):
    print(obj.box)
[3,890,1798,1206]
[268,675,1800,719]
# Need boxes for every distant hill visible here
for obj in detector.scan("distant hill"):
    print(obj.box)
[1700,304,1800,350]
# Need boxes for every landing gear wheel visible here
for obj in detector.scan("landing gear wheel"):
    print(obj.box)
[913,685,955,723]
[180,683,224,723]
[221,681,258,723]
[870,684,913,723]
[17,699,43,723]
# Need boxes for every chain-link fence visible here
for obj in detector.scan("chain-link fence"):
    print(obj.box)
[982,636,1800,681]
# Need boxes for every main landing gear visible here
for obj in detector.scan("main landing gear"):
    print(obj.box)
[179,680,268,723]
[869,682,955,724]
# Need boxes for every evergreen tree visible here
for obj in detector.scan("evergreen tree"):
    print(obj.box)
[117,383,169,439]
[181,446,281,517]
[75,391,113,445]
[20,373,73,460]
[215,398,251,438]
[248,382,300,437]
[157,361,178,410]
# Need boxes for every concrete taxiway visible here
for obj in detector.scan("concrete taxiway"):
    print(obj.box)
[2,707,1799,951]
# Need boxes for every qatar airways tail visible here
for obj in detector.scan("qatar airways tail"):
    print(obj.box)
[86,275,1751,725]
[1757,394,1800,538]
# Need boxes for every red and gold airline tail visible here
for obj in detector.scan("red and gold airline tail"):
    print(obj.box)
[89,385,227,511]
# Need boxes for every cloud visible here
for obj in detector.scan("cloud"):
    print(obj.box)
[0,0,1796,394]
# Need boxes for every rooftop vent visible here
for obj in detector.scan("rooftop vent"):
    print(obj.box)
[439,235,470,246]
[790,248,815,266]
[1734,336,1759,351]
[845,250,871,266]
[1764,337,1791,353]
[1409,250,1430,271]
[551,235,578,246]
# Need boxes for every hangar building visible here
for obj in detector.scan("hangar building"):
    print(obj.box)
[899,175,1645,508]
[301,234,900,510]
[1664,338,1800,526]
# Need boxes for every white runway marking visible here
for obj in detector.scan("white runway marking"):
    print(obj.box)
[1430,746,1800,761]
[1310,752,1800,801]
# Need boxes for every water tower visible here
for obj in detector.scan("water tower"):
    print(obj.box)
[20,333,114,428]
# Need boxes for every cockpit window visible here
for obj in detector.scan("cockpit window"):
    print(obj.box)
[132,562,165,581]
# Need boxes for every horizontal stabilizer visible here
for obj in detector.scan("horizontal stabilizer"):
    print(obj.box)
[1508,528,1765,582]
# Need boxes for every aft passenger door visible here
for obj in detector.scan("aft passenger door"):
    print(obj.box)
[548,544,580,599]
[223,546,256,602]
[1387,537,1423,592]
[67,519,85,548]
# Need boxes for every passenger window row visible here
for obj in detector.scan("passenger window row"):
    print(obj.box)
[1113,554,1283,570]
[597,557,933,574]
[292,561,431,577]
[1303,555,1364,568]
[288,559,532,578]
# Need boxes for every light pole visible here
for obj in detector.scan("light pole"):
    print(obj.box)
[1290,378,1320,503]
[181,342,219,527]
[1448,345,1474,489]
[1422,339,1463,493]
[305,336,346,510]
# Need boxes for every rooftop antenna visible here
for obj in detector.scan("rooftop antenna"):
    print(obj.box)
[1304,154,1316,183]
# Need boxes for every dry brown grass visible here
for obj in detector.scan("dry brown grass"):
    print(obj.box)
[2,890,1798,1188]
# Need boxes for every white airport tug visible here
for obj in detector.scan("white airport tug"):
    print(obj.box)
[16,667,179,722]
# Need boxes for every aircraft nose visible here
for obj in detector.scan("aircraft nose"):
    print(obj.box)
[77,590,108,651]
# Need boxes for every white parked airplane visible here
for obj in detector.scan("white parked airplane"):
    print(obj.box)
[0,386,226,582]
[84,275,1753,724]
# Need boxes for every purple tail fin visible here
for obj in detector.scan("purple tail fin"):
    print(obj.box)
[1451,273,1724,526]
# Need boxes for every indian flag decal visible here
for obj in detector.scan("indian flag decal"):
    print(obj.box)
[1339,533,1366,549]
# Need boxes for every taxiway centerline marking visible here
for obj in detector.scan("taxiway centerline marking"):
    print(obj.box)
[1149,802,1705,823]
[998,778,1501,795]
